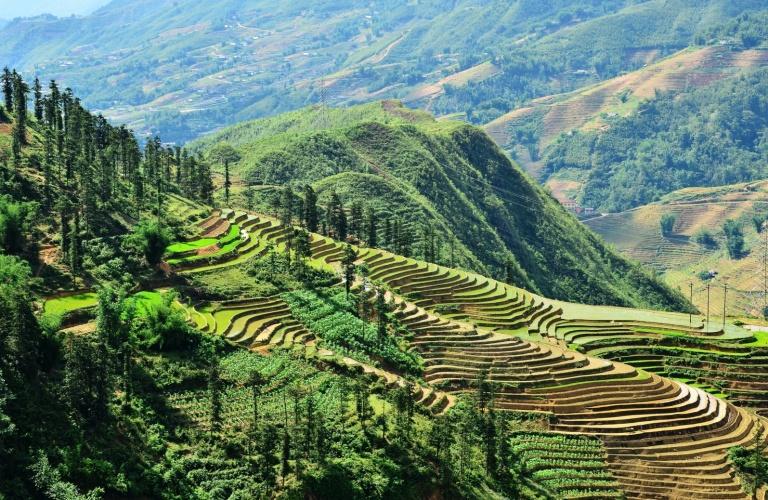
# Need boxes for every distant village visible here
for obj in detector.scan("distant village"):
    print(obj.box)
[557,197,596,218]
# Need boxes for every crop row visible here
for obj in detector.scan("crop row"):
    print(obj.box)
[509,432,622,499]
[282,289,423,376]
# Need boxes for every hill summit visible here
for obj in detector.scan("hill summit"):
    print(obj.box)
[192,100,689,311]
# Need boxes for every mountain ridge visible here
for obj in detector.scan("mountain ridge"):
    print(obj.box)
[2,0,766,142]
[192,100,692,311]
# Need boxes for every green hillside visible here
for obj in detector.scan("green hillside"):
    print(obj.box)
[2,0,765,141]
[192,101,690,311]
[545,66,768,211]
[4,71,768,500]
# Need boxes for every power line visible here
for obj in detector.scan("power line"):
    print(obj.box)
[764,221,767,315]
[722,283,727,331]
[689,282,693,326]
[706,283,710,330]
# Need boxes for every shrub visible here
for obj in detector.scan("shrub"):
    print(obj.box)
[660,213,676,237]
[0,195,37,256]
[693,229,718,249]
[723,219,746,259]
[126,220,171,266]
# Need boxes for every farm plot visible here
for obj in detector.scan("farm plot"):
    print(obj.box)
[510,432,623,499]
[168,209,768,498]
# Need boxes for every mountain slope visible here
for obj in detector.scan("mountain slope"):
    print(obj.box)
[585,180,768,316]
[485,45,768,176]
[2,0,765,142]
[193,100,690,311]
[484,9,768,211]
[541,66,768,212]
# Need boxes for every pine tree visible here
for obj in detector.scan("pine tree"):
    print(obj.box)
[383,218,392,247]
[365,206,377,247]
[69,210,82,276]
[280,186,295,227]
[208,357,223,437]
[224,160,231,206]
[96,287,126,350]
[62,336,110,427]
[375,287,389,346]
[12,72,29,146]
[504,259,516,286]
[197,156,214,205]
[248,370,265,428]
[281,391,291,485]
[1,67,12,112]
[292,228,312,263]
[303,185,319,232]
[42,128,54,208]
[328,192,347,241]
[33,77,43,121]
[349,201,363,239]
[341,244,357,298]
[398,219,413,257]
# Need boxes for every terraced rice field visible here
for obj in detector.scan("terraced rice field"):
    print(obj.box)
[586,183,768,315]
[44,292,98,316]
[486,46,768,152]
[167,210,294,274]
[171,208,768,499]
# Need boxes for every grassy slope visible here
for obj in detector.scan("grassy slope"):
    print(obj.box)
[585,180,768,315]
[193,101,690,311]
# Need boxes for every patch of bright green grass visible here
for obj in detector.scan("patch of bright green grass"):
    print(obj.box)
[44,292,98,315]
[130,291,165,315]
[167,225,242,265]
[746,331,768,347]
[166,238,218,254]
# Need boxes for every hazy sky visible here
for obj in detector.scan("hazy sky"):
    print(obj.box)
[1,0,110,19]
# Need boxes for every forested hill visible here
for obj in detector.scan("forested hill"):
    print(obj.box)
[545,67,768,212]
[1,0,766,142]
[191,100,690,311]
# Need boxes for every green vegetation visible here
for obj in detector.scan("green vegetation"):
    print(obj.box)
[166,224,241,265]
[126,219,172,266]
[0,195,37,257]
[694,228,718,249]
[660,213,676,237]
[697,10,768,48]
[0,260,540,498]
[723,219,747,259]
[730,425,768,495]
[6,6,768,499]
[283,289,422,376]
[3,1,765,141]
[165,238,218,254]
[195,101,690,311]
[545,68,768,211]
[510,432,622,499]
[43,292,98,316]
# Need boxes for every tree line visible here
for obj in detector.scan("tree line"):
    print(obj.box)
[266,185,464,267]
[1,67,216,275]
